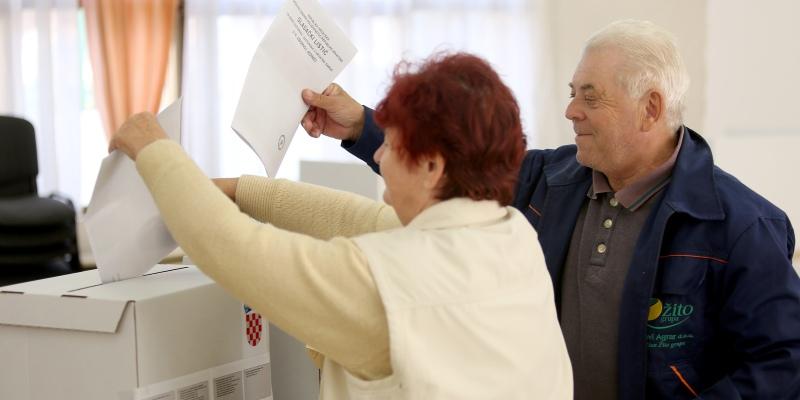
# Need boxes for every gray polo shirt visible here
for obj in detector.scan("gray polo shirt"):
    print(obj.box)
[561,129,684,400]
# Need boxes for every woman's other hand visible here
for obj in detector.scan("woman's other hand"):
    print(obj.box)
[213,178,239,201]
[109,112,169,160]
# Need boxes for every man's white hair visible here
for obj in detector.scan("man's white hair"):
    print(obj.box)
[584,20,690,131]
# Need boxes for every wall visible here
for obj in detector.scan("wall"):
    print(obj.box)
[706,0,800,238]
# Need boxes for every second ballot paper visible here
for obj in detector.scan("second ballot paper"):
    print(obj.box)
[231,0,357,177]
[84,99,182,283]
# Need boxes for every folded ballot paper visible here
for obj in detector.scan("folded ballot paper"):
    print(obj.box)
[232,0,357,177]
[84,99,182,283]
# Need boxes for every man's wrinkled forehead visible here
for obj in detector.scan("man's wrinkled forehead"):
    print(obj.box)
[569,82,598,93]
[571,50,623,92]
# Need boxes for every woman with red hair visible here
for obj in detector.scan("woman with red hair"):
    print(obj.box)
[111,52,572,399]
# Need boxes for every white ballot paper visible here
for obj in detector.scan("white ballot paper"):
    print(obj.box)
[85,99,182,283]
[232,0,357,177]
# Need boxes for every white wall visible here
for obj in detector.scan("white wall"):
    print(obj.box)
[706,0,800,238]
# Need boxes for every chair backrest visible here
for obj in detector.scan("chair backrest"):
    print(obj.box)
[0,116,39,197]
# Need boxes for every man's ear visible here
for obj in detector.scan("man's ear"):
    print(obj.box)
[423,153,446,190]
[641,90,664,131]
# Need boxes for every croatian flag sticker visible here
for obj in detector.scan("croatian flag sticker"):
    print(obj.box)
[243,304,263,347]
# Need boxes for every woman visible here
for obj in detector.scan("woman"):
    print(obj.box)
[111,53,572,399]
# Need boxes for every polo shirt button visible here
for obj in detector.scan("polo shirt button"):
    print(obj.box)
[609,197,619,207]
[603,218,613,229]
[597,243,608,254]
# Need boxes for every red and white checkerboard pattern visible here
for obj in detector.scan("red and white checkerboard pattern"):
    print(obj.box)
[245,311,263,347]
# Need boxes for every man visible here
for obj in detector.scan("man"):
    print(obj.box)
[300,20,800,400]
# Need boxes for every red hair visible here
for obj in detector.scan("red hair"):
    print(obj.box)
[374,52,525,206]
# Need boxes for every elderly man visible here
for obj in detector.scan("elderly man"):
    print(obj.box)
[300,20,800,400]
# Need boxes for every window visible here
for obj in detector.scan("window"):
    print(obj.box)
[183,0,537,181]
[3,0,539,204]
[77,9,107,206]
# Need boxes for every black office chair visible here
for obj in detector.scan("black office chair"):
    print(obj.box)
[0,116,81,270]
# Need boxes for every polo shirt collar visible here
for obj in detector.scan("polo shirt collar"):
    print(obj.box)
[589,127,684,211]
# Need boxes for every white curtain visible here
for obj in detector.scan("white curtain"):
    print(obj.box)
[0,0,82,204]
[183,0,545,180]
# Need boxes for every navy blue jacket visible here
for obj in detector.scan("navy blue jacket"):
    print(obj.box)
[346,109,800,399]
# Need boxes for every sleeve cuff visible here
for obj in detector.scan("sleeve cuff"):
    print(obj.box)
[135,139,185,180]
[341,106,382,174]
[235,175,279,222]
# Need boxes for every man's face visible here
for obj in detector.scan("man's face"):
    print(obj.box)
[565,48,643,176]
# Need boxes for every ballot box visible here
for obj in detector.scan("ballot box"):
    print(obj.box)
[0,265,271,400]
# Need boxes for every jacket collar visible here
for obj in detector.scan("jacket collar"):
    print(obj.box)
[543,147,592,187]
[662,127,725,221]
[542,127,724,221]
[407,198,509,230]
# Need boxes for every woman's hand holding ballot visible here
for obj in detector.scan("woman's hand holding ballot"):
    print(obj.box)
[108,112,168,159]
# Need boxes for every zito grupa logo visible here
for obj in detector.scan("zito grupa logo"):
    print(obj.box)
[647,298,694,330]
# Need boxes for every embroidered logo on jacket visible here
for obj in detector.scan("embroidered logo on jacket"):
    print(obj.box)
[648,297,694,329]
[647,297,695,350]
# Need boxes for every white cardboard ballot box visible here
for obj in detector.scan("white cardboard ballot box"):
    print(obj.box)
[0,265,271,400]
